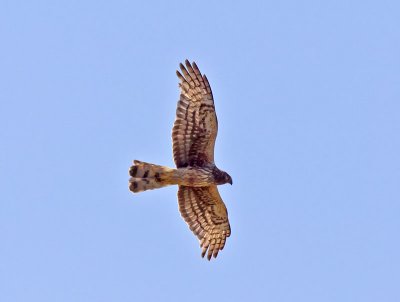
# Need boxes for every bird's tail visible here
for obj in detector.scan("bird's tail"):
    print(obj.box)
[129,160,178,193]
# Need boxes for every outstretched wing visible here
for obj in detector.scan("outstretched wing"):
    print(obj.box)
[178,185,231,260]
[172,60,218,168]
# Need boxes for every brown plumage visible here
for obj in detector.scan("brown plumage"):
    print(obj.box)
[129,60,232,260]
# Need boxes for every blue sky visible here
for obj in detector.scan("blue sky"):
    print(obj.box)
[1,1,399,301]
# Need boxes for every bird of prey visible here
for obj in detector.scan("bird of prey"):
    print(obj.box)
[129,60,232,260]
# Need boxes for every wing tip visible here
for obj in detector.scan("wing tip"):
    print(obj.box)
[185,59,198,71]
[201,247,207,258]
[200,245,222,261]
[176,70,183,78]
[192,61,199,71]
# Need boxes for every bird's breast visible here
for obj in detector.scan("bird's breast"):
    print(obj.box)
[176,166,215,187]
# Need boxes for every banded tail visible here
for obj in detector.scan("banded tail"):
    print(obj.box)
[129,160,177,193]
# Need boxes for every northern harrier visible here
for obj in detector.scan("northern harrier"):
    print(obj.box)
[129,60,232,260]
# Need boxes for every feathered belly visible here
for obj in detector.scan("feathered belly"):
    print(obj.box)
[175,167,215,187]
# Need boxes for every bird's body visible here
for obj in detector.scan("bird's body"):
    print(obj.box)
[129,60,232,260]
[129,161,230,192]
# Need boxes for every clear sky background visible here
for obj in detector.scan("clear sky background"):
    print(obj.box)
[1,1,399,301]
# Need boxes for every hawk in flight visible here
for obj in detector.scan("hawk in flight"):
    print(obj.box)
[129,60,232,260]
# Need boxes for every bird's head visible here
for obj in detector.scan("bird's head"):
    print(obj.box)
[217,171,232,185]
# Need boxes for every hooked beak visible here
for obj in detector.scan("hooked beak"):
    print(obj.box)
[229,178,233,185]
